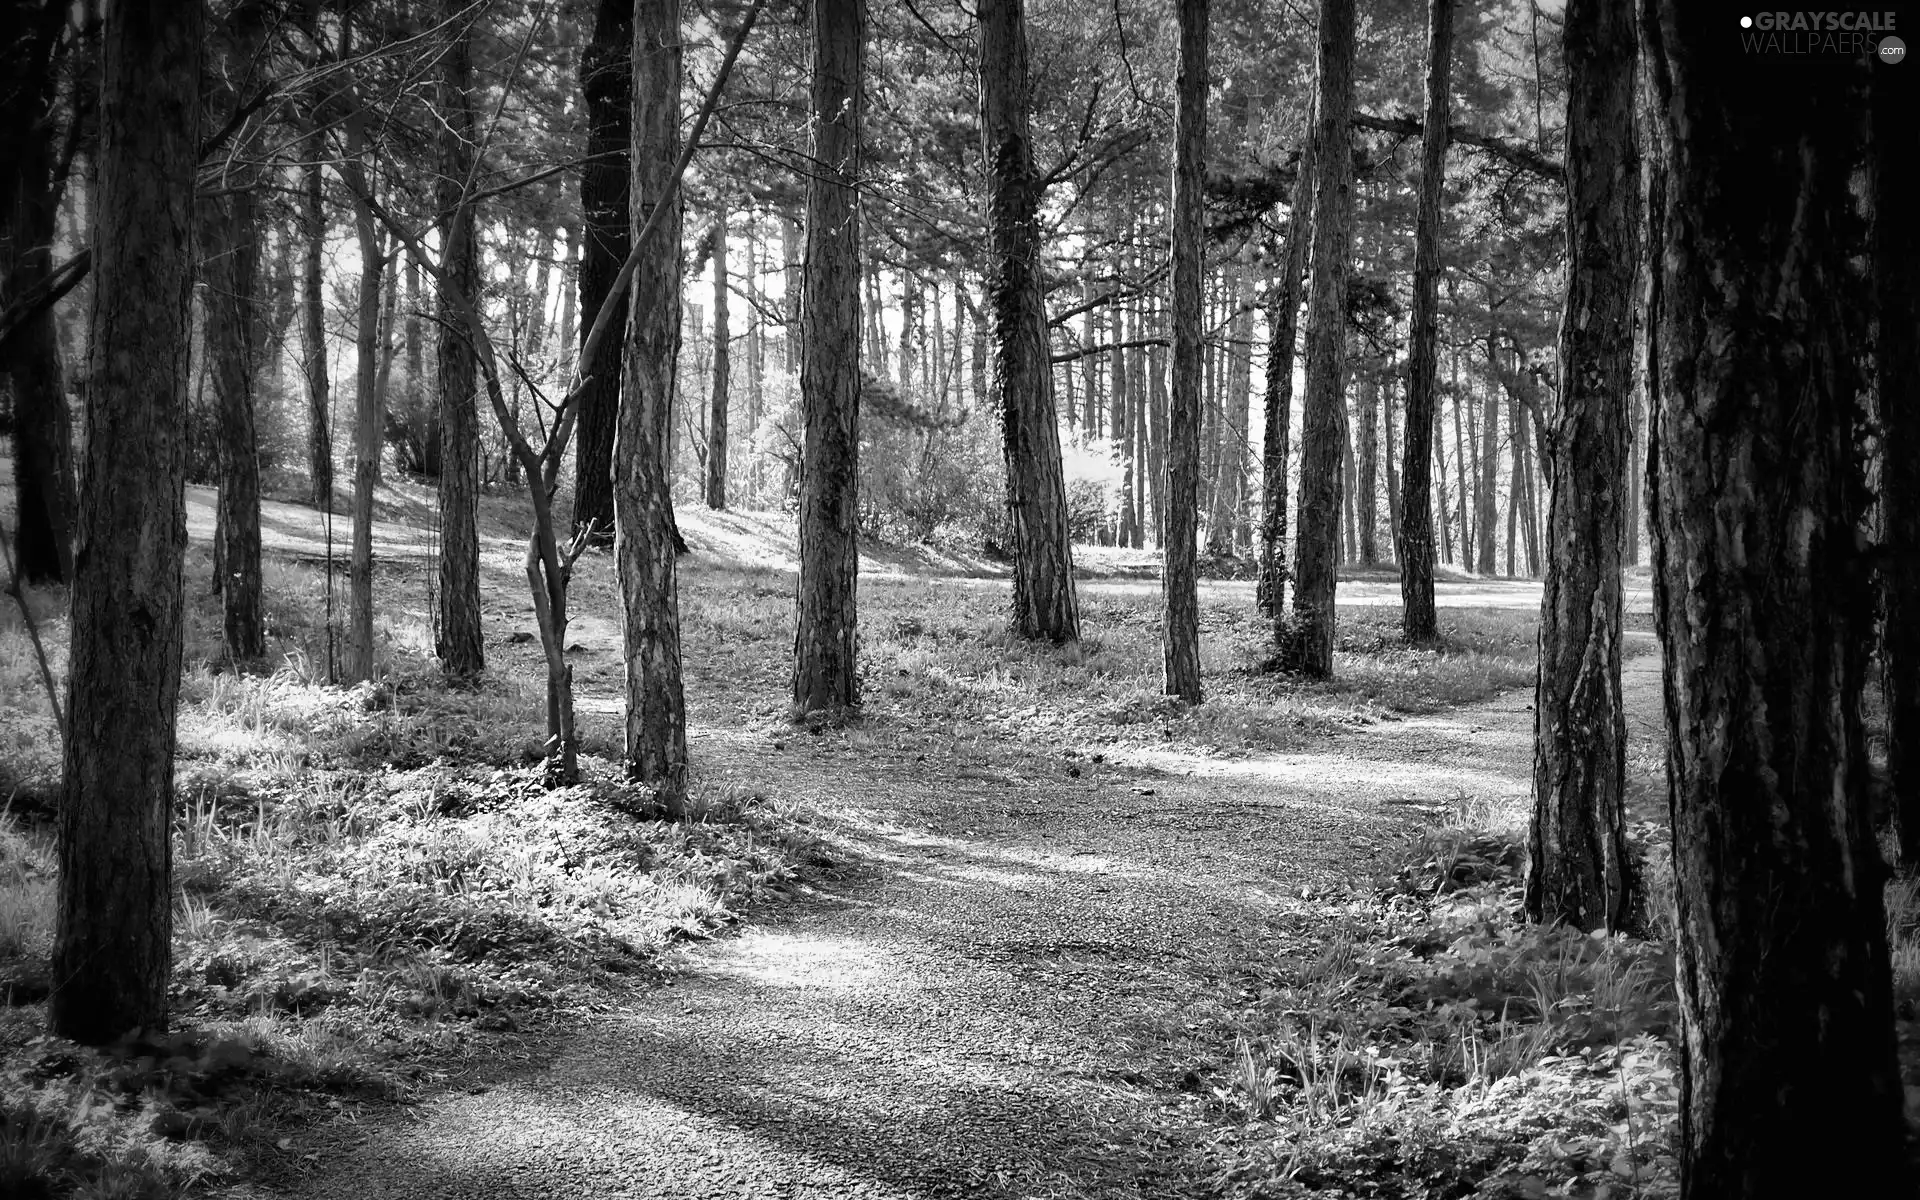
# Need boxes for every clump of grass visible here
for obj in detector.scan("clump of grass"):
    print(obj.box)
[0,813,53,965]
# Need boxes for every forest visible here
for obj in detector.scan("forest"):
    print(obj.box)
[0,0,1915,1196]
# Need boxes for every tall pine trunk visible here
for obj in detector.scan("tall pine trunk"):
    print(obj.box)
[617,0,689,808]
[1162,0,1208,701]
[436,2,484,679]
[1397,0,1452,637]
[1528,0,1635,933]
[979,0,1080,643]
[341,121,385,684]
[301,148,332,510]
[1356,372,1378,564]
[792,0,865,712]
[3,60,76,585]
[1875,26,1920,866]
[52,0,199,1044]
[706,205,730,509]
[573,0,632,541]
[1259,126,1315,617]
[202,187,266,659]
[1282,0,1356,676]
[1475,320,1499,576]
[1642,7,1906,1192]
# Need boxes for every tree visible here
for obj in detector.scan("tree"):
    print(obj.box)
[1259,120,1315,620]
[300,147,332,511]
[1396,0,1452,641]
[1875,22,1920,865]
[706,205,729,510]
[573,0,631,540]
[792,0,865,714]
[1641,5,1906,1192]
[978,0,1080,644]
[435,0,483,678]
[339,22,387,684]
[1525,0,1634,933]
[1281,0,1356,677]
[617,0,690,806]
[1,0,77,586]
[52,0,200,1044]
[1162,0,1207,702]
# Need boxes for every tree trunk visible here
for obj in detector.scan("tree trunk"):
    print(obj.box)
[792,0,865,713]
[201,186,266,659]
[573,0,631,542]
[1162,0,1208,702]
[52,0,199,1045]
[1451,337,1471,565]
[706,205,730,509]
[342,117,385,684]
[3,71,76,585]
[1874,27,1920,866]
[1147,297,1168,546]
[1642,9,1906,1193]
[1528,0,1637,931]
[1398,0,1452,634]
[1113,300,1136,549]
[1356,372,1378,564]
[1475,322,1499,576]
[302,149,333,510]
[1432,403,1452,564]
[1341,410,1358,565]
[1260,126,1315,617]
[1382,375,1401,557]
[1282,0,1356,676]
[614,0,690,808]
[436,3,484,679]
[979,0,1080,643]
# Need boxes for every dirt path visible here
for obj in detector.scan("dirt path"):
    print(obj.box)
[234,591,1663,1200]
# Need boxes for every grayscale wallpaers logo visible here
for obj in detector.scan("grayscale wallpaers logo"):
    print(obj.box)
[1737,11,1904,59]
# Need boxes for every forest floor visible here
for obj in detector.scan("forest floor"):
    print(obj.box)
[3,473,1917,1198]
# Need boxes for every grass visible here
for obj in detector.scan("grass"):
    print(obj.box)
[0,476,1594,1199]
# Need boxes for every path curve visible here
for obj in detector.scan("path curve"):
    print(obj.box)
[249,629,1663,1200]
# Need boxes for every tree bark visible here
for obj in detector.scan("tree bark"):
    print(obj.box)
[1398,0,1452,636]
[792,0,864,713]
[616,0,689,809]
[1475,317,1500,576]
[301,147,333,510]
[706,205,730,509]
[1282,0,1356,676]
[1527,0,1636,933]
[1356,371,1379,564]
[3,56,76,585]
[573,0,632,542]
[52,0,199,1044]
[1162,0,1208,702]
[1874,23,1920,866]
[436,0,484,679]
[1642,6,1906,1192]
[201,188,266,659]
[1259,128,1315,617]
[979,0,1080,643]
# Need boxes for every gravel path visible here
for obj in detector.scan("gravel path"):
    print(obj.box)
[243,623,1664,1200]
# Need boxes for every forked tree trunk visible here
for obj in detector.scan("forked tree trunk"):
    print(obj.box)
[52,0,199,1045]
[1527,0,1635,933]
[436,1,484,679]
[706,205,729,509]
[616,0,689,808]
[979,0,1080,642]
[1398,0,1452,637]
[1282,0,1356,676]
[573,0,632,541]
[1642,7,1907,1192]
[1259,126,1315,617]
[1475,322,1500,576]
[1162,0,1208,701]
[792,0,864,712]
